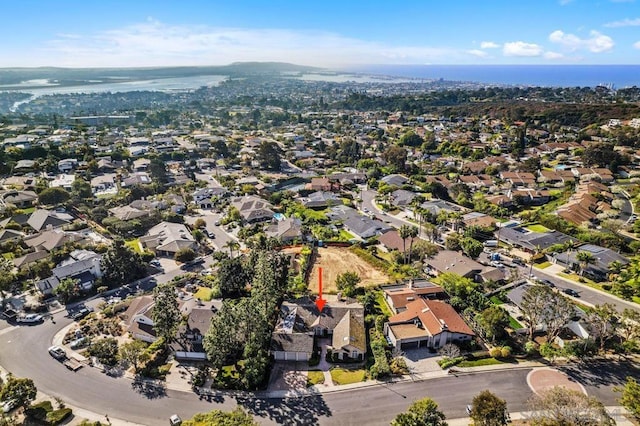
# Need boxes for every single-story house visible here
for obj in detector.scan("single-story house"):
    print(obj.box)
[552,244,629,281]
[265,217,303,243]
[343,216,392,239]
[230,195,275,223]
[424,250,485,279]
[27,209,73,232]
[299,191,341,208]
[139,221,197,256]
[385,299,475,350]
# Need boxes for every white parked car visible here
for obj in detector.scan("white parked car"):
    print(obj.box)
[48,345,67,360]
[170,414,182,425]
[17,313,44,324]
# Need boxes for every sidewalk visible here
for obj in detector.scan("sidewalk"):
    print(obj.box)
[446,407,635,426]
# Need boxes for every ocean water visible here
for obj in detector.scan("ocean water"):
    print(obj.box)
[344,65,640,88]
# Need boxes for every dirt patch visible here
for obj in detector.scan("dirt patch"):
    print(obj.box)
[308,246,390,293]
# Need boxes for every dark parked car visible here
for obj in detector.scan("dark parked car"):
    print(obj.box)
[71,307,91,320]
[563,288,580,297]
[542,279,555,288]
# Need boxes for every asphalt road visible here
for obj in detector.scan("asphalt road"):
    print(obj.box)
[2,312,637,426]
[0,316,534,426]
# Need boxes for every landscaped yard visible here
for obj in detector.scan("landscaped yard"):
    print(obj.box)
[490,296,504,305]
[535,261,552,269]
[338,229,356,241]
[458,357,504,368]
[194,287,214,301]
[508,316,523,329]
[374,290,393,318]
[307,370,325,387]
[125,238,142,254]
[329,368,366,385]
[307,246,390,293]
[526,223,550,233]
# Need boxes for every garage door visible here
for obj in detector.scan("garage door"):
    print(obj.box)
[274,352,285,361]
[401,341,419,350]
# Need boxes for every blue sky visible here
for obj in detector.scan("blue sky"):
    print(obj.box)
[2,0,640,67]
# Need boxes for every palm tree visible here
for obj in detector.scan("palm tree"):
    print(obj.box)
[224,240,240,258]
[576,251,596,277]
[399,224,411,264]
[407,226,419,264]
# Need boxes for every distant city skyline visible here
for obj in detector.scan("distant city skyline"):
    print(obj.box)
[2,0,640,68]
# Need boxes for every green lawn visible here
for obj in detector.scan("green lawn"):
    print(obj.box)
[374,291,393,318]
[339,229,356,241]
[1,252,14,260]
[536,261,552,269]
[458,357,504,368]
[307,370,325,387]
[329,368,366,385]
[526,223,550,233]
[194,287,214,301]
[508,316,523,329]
[490,296,504,305]
[558,272,598,287]
[125,238,142,254]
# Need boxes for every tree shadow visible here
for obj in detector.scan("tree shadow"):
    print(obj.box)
[131,376,167,399]
[559,358,640,388]
[236,394,332,426]
[194,387,226,404]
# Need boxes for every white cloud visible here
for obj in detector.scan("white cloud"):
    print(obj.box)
[480,41,499,49]
[634,41,640,49]
[503,41,543,57]
[604,17,640,27]
[467,49,489,58]
[544,51,565,59]
[17,20,460,68]
[549,30,614,52]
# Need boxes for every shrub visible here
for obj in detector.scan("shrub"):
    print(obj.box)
[489,347,502,358]
[370,339,391,378]
[438,356,464,369]
[525,341,539,356]
[500,346,512,358]
[47,408,73,425]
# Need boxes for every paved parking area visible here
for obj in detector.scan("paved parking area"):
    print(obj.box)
[402,347,443,374]
[268,362,308,391]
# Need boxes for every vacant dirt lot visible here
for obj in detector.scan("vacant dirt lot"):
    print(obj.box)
[308,246,390,294]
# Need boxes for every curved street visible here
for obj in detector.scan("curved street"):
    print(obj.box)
[1,310,636,425]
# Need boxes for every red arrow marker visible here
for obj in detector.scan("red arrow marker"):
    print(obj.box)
[315,266,326,312]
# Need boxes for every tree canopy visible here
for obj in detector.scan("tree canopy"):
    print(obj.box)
[391,397,448,426]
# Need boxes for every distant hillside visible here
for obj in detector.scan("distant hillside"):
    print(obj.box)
[0,62,323,86]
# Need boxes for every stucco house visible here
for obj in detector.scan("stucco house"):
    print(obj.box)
[384,299,474,350]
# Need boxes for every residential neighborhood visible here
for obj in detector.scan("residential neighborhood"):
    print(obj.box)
[1,67,640,426]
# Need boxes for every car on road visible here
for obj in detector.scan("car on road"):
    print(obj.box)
[17,313,44,324]
[170,414,182,425]
[206,230,215,239]
[541,279,555,288]
[512,258,525,266]
[48,345,67,360]
[149,259,161,267]
[563,288,580,297]
[71,307,91,320]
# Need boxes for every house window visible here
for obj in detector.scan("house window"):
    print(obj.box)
[351,350,358,358]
